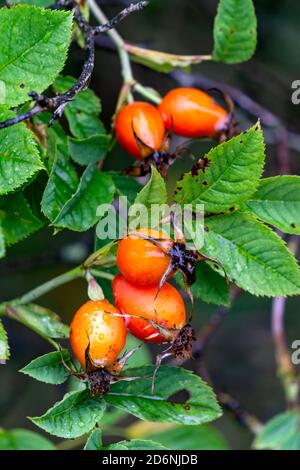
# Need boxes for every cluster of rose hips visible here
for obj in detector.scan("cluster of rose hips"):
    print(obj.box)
[68,88,230,395]
[114,87,230,176]
[69,228,193,395]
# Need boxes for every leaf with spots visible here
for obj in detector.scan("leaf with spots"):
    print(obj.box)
[174,123,265,212]
[213,0,257,63]
[105,366,221,425]
[0,6,73,107]
[243,176,300,235]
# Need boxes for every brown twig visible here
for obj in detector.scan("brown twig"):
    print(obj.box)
[0,0,149,130]
[217,391,263,435]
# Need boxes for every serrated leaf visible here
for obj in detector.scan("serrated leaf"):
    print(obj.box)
[0,428,55,450]
[31,390,106,438]
[0,5,73,107]
[10,303,69,339]
[213,0,257,64]
[175,262,230,306]
[52,165,115,232]
[0,319,10,364]
[254,412,300,450]
[130,167,168,229]
[54,75,105,139]
[131,423,228,450]
[68,134,110,166]
[84,429,102,450]
[105,366,221,425]
[175,123,265,212]
[243,176,300,235]
[0,192,43,246]
[0,107,43,195]
[200,212,300,297]
[134,166,167,207]
[104,439,168,450]
[20,349,71,384]
[41,124,79,222]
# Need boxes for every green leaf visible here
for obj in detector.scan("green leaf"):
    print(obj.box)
[174,123,265,212]
[0,107,43,195]
[0,6,73,107]
[0,80,6,104]
[0,319,10,364]
[213,0,257,64]
[104,439,168,450]
[84,429,103,450]
[254,412,300,450]
[41,125,79,222]
[10,303,69,339]
[175,262,230,306]
[243,176,300,235]
[68,134,110,166]
[0,428,55,450]
[135,423,228,450]
[0,192,43,246]
[31,390,106,438]
[200,212,300,297]
[108,172,142,204]
[106,366,221,425]
[54,75,106,139]
[134,166,167,207]
[20,349,71,384]
[52,165,115,232]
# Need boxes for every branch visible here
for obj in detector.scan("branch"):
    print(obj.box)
[217,391,263,435]
[93,1,149,35]
[271,237,300,410]
[0,0,149,130]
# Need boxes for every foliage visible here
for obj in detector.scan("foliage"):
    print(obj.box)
[0,0,298,452]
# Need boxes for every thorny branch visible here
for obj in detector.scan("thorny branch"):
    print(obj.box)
[0,0,149,130]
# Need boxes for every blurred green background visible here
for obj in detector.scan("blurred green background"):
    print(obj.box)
[1,0,300,450]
